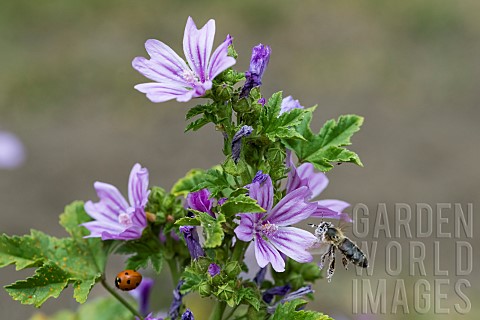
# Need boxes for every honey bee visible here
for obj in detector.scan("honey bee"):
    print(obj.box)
[309,222,368,282]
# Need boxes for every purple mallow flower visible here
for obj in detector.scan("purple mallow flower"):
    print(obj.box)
[82,163,150,240]
[234,174,317,272]
[208,263,221,277]
[180,226,205,260]
[262,284,291,304]
[231,125,253,163]
[280,96,304,115]
[286,152,352,222]
[240,44,271,98]
[186,188,214,217]
[267,285,314,314]
[168,280,186,320]
[0,130,25,169]
[181,309,194,320]
[129,277,154,316]
[133,17,236,103]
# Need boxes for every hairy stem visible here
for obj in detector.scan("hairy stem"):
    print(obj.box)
[231,240,247,262]
[101,278,143,320]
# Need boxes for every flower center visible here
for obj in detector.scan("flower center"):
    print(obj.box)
[118,211,133,226]
[181,69,200,84]
[260,221,278,237]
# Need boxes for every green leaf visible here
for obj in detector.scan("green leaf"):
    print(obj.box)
[198,212,226,248]
[175,217,201,226]
[259,92,308,141]
[271,299,334,320]
[185,116,210,132]
[284,112,363,172]
[171,169,208,197]
[196,168,235,198]
[5,263,70,307]
[220,194,266,217]
[186,103,213,120]
[1,202,108,307]
[0,233,43,270]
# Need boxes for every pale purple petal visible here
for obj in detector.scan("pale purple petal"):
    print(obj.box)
[128,163,150,208]
[183,17,215,82]
[267,187,316,226]
[208,35,236,79]
[93,182,130,214]
[248,175,274,212]
[81,220,125,238]
[268,227,316,263]
[144,39,189,75]
[134,82,193,103]
[316,199,350,212]
[310,204,340,218]
[296,163,329,198]
[132,56,189,87]
[84,201,118,223]
[0,131,25,169]
[254,236,285,272]
[280,96,304,115]
[234,213,261,241]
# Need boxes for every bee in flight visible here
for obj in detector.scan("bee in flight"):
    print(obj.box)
[309,222,368,282]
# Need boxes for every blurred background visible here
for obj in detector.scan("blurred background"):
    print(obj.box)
[0,0,479,319]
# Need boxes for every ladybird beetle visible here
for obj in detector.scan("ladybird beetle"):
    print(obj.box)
[115,270,142,291]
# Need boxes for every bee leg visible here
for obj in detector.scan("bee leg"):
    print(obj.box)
[342,256,349,270]
[327,249,336,283]
[319,245,332,270]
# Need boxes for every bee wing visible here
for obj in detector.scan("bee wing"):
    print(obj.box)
[308,242,331,256]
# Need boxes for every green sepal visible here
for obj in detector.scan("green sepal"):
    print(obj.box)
[235,287,261,311]
[271,299,333,320]
[284,112,363,172]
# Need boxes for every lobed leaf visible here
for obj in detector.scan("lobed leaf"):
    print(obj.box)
[171,169,208,197]
[284,112,363,172]
[5,263,70,307]
[271,299,334,320]
[220,194,266,217]
[198,212,226,248]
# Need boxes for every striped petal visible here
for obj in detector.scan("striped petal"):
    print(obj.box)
[254,236,285,272]
[267,186,316,226]
[183,17,215,82]
[128,163,150,209]
[268,227,316,263]
[207,35,236,79]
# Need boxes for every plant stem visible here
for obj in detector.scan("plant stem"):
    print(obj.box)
[231,240,247,262]
[223,304,240,320]
[101,278,143,320]
[167,257,180,286]
[209,300,227,320]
